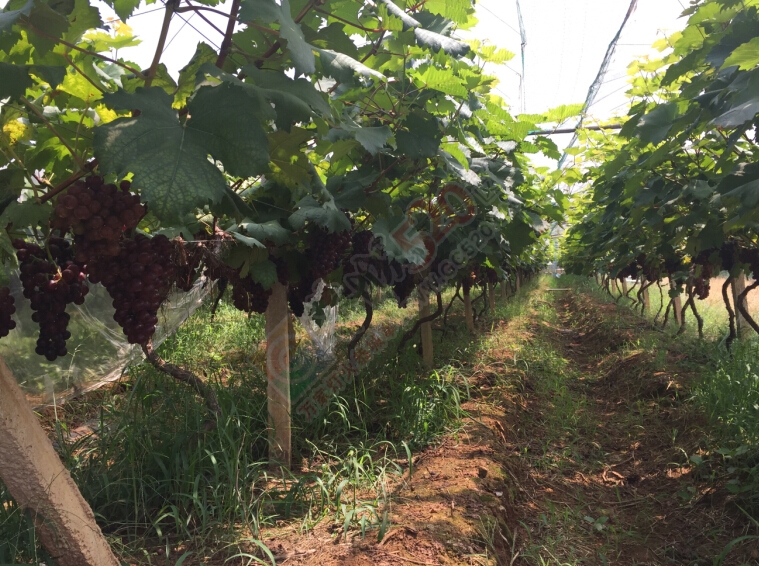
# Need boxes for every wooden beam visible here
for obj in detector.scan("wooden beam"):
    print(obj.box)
[732,272,748,338]
[463,287,474,331]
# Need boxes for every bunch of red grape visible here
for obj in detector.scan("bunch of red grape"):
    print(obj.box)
[50,177,146,263]
[309,227,350,280]
[231,276,272,314]
[288,278,317,317]
[14,238,88,360]
[87,234,175,345]
[0,288,16,338]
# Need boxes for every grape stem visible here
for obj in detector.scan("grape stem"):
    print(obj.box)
[142,341,222,419]
[398,289,442,351]
[347,287,373,368]
[39,162,96,204]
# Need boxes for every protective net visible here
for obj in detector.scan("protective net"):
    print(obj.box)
[2,270,211,406]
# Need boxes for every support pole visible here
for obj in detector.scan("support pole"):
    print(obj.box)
[0,358,120,566]
[516,272,521,293]
[641,279,650,312]
[265,283,291,468]
[732,272,748,338]
[501,280,508,299]
[488,281,496,313]
[419,288,433,368]
[621,278,628,296]
[464,287,474,331]
[669,277,682,326]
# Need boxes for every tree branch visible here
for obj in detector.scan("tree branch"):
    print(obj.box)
[27,25,147,80]
[347,288,373,368]
[215,0,242,68]
[722,276,736,350]
[21,99,86,171]
[39,161,96,204]
[142,341,221,419]
[145,0,178,88]
[398,289,442,350]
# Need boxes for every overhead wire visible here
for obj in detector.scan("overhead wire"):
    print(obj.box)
[557,0,639,169]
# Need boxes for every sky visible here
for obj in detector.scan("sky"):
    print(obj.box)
[2,0,691,166]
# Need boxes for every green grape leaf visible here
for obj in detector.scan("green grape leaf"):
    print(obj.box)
[326,170,379,211]
[0,0,32,35]
[248,259,278,290]
[415,66,467,97]
[210,186,258,220]
[377,0,419,29]
[95,85,269,220]
[396,111,442,159]
[289,195,351,233]
[239,0,315,75]
[315,48,385,82]
[0,62,33,98]
[174,42,217,108]
[438,149,479,185]
[329,121,391,155]
[372,214,428,265]
[712,95,759,128]
[425,0,470,23]
[0,199,51,231]
[0,169,24,212]
[240,219,291,246]
[635,103,678,145]
[268,127,313,189]
[109,0,141,22]
[63,0,102,42]
[0,63,66,99]
[414,28,470,57]
[231,230,265,248]
[722,37,759,70]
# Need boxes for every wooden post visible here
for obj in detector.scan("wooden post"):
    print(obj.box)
[501,280,508,299]
[641,278,650,312]
[516,272,521,293]
[0,358,120,566]
[265,282,291,468]
[669,277,682,325]
[463,287,474,331]
[419,287,433,368]
[287,313,296,364]
[488,281,496,313]
[732,272,748,338]
[620,278,628,296]
[611,278,619,294]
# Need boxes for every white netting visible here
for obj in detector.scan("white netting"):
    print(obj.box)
[2,271,212,406]
[299,280,340,359]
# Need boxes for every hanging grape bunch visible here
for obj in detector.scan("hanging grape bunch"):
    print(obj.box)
[309,226,351,281]
[51,176,146,263]
[13,237,88,360]
[231,275,272,314]
[87,235,176,345]
[0,288,16,338]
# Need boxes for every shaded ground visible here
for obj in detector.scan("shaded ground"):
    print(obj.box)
[29,279,759,565]
[247,279,759,565]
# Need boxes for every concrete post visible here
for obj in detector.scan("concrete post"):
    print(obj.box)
[265,283,291,468]
[732,272,748,338]
[0,358,119,566]
[669,277,682,325]
[419,288,433,367]
[463,287,474,331]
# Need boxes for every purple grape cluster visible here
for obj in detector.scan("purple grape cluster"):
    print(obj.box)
[0,288,16,338]
[309,227,350,280]
[50,177,146,263]
[231,276,272,314]
[87,234,175,345]
[14,238,89,360]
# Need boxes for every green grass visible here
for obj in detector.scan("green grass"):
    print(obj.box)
[0,285,492,565]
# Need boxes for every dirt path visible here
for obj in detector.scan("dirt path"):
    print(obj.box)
[503,285,757,565]
[243,281,757,565]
